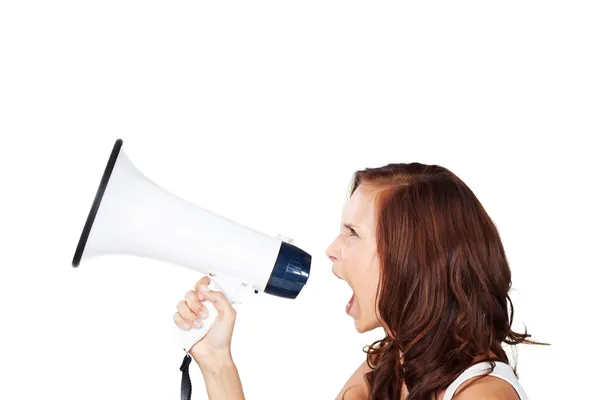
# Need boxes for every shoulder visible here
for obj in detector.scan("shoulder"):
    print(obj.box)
[335,361,371,400]
[338,384,368,400]
[451,375,521,400]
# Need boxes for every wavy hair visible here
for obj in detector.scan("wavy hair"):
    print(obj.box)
[341,162,546,400]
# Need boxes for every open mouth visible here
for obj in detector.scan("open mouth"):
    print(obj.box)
[332,268,355,316]
[346,293,355,314]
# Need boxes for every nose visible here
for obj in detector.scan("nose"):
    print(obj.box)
[327,252,337,262]
[325,241,343,280]
[325,238,339,262]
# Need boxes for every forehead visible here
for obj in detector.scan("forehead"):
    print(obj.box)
[342,184,379,227]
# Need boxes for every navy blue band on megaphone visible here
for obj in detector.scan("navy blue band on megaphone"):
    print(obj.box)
[264,241,311,299]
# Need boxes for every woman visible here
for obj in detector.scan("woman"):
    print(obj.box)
[173,162,544,400]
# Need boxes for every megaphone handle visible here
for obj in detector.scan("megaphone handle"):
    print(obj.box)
[178,279,232,400]
[180,279,222,353]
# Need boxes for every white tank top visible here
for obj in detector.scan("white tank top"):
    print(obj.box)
[441,361,529,400]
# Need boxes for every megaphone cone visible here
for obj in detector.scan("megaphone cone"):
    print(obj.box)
[71,139,311,351]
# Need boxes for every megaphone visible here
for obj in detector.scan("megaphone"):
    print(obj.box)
[71,139,312,353]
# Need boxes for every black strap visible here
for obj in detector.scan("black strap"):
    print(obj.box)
[179,353,193,400]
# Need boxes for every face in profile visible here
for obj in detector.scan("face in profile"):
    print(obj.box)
[326,184,382,333]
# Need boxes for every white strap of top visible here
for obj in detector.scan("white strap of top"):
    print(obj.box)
[441,361,528,400]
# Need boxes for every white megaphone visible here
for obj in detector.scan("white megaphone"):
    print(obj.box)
[71,139,311,353]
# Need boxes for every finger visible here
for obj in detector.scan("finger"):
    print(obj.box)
[184,290,209,320]
[173,312,192,330]
[197,284,236,323]
[194,276,211,297]
[177,300,204,328]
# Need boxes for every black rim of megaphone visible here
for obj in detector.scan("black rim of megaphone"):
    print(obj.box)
[72,138,123,267]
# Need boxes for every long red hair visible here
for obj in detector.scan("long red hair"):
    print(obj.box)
[342,162,546,400]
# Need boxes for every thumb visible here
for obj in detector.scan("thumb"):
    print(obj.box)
[198,284,236,323]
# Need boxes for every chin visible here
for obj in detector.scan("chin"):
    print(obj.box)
[353,320,364,333]
[354,317,379,333]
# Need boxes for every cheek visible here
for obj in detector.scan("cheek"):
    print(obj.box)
[353,256,380,309]
[341,238,379,301]
[340,236,359,257]
[359,256,381,313]
[341,239,368,279]
[359,272,379,310]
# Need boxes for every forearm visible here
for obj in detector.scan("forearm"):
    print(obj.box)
[195,353,245,400]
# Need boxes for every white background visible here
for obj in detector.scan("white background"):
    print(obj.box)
[1,1,598,399]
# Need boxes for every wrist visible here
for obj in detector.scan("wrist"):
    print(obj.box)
[194,350,234,372]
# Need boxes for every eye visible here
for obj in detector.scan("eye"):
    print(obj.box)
[342,223,359,238]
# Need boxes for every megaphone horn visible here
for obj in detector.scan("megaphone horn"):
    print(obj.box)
[71,139,312,352]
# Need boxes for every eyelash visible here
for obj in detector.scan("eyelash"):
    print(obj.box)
[348,228,358,237]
